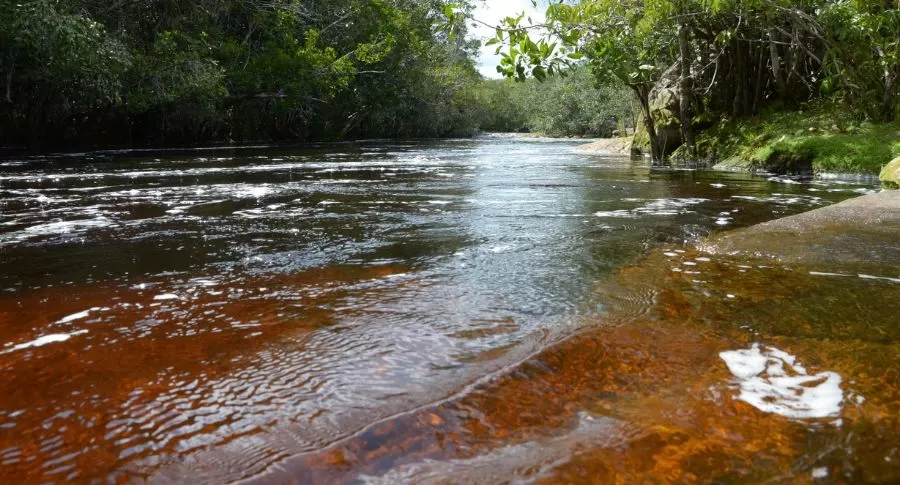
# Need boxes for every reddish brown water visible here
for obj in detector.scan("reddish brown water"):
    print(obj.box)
[0,139,896,483]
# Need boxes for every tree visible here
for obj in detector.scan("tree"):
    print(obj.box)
[472,0,898,160]
[1,1,130,146]
[1,0,490,149]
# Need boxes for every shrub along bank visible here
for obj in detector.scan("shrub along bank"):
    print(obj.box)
[692,105,900,174]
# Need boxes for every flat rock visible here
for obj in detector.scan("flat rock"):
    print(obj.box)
[575,137,632,155]
[699,190,900,267]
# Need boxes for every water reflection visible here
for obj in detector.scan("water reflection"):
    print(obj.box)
[0,138,888,483]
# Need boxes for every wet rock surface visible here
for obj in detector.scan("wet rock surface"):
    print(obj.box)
[700,190,900,267]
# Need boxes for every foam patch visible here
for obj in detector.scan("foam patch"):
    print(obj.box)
[720,344,844,420]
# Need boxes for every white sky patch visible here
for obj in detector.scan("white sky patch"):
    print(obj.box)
[471,0,547,78]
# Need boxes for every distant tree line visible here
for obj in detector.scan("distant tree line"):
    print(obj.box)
[0,0,491,150]
[479,67,637,137]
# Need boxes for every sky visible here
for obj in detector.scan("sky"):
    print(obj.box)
[471,0,546,78]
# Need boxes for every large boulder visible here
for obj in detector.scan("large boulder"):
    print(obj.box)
[647,63,683,155]
[880,156,900,189]
[631,63,684,158]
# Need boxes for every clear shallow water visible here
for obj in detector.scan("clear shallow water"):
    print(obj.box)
[0,138,894,483]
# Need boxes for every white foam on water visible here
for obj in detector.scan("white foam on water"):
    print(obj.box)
[2,330,89,354]
[810,271,850,278]
[664,252,678,257]
[153,293,180,301]
[240,186,273,199]
[858,274,900,283]
[22,217,113,236]
[596,198,708,218]
[768,176,803,185]
[382,273,409,279]
[57,309,92,324]
[594,210,635,218]
[719,344,845,420]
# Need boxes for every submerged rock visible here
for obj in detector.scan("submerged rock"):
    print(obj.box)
[880,156,900,189]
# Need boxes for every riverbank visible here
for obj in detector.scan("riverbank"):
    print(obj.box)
[698,107,900,175]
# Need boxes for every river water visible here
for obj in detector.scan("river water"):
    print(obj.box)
[0,138,896,483]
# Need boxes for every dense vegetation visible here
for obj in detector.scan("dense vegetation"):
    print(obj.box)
[480,0,899,165]
[700,103,900,173]
[3,0,897,172]
[478,67,636,136]
[0,0,489,149]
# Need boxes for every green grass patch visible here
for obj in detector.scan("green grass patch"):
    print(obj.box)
[697,104,900,174]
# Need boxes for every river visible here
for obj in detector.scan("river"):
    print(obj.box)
[0,137,896,483]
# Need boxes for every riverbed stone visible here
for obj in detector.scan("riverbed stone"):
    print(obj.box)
[699,190,900,267]
[880,156,900,189]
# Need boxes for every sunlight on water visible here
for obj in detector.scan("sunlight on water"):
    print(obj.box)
[0,139,894,483]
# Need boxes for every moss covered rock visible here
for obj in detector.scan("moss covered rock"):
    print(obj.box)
[881,157,900,189]
[647,64,683,156]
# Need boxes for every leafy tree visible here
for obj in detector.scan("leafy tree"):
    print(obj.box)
[478,67,635,136]
[1,0,488,149]
[1,1,130,146]
[473,0,898,160]
[820,1,899,121]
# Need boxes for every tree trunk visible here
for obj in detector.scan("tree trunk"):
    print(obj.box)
[4,67,12,104]
[752,44,765,114]
[879,48,897,122]
[677,22,696,159]
[769,29,787,98]
[631,84,662,162]
[740,40,751,114]
[732,38,743,116]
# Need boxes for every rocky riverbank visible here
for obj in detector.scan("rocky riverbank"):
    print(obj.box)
[699,189,900,268]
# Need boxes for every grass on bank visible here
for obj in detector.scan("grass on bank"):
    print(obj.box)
[694,104,900,174]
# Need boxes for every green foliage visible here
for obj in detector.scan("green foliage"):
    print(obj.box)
[1,0,487,149]
[819,1,900,121]
[697,103,900,173]
[477,68,636,136]
[0,1,130,143]
[481,0,900,163]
